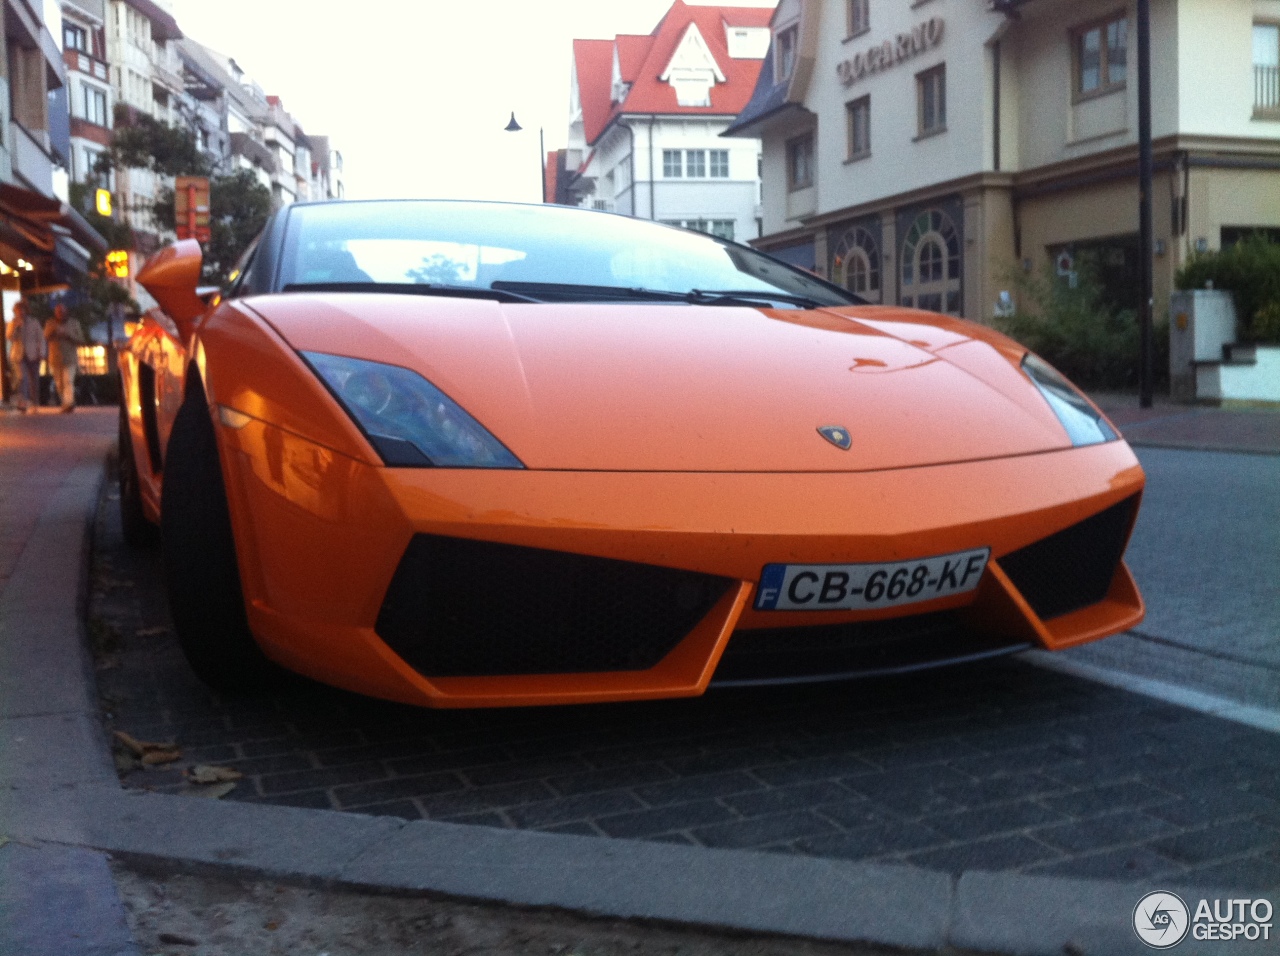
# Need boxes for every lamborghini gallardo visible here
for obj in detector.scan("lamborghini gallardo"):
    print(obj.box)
[118,200,1144,708]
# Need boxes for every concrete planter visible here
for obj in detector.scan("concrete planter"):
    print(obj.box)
[1197,344,1280,403]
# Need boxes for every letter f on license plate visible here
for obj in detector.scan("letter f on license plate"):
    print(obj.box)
[754,548,990,612]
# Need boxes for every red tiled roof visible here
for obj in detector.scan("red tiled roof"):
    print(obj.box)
[573,38,616,146]
[574,1,774,146]
[615,35,653,83]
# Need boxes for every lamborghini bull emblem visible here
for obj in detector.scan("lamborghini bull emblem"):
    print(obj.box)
[818,425,852,450]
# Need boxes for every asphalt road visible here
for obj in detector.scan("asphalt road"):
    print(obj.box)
[1065,447,1280,709]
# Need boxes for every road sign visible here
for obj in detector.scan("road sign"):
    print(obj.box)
[174,176,211,243]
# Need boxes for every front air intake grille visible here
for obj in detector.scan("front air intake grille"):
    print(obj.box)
[712,611,1025,685]
[999,496,1139,621]
[375,535,733,677]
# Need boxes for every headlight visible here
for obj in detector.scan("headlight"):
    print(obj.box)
[1021,353,1117,447]
[301,352,524,468]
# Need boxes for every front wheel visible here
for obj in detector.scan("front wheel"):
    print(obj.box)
[161,377,279,694]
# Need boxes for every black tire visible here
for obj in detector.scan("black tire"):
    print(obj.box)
[118,403,159,548]
[161,376,278,694]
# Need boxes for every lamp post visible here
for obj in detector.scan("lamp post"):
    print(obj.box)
[504,112,546,204]
[1137,0,1155,407]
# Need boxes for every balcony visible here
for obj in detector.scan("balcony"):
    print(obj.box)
[11,121,54,195]
[63,49,110,82]
[1256,65,1280,118]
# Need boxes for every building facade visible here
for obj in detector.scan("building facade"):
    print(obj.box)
[562,0,771,243]
[729,0,1280,324]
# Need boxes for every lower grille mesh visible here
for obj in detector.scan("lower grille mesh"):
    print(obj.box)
[713,612,1024,684]
[375,535,732,677]
[999,496,1138,621]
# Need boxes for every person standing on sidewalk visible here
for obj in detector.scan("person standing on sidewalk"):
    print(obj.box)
[6,300,44,412]
[43,303,82,413]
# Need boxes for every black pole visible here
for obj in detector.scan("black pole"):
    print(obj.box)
[1137,0,1154,407]
[540,126,547,204]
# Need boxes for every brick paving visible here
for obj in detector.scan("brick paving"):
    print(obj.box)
[87,480,1280,892]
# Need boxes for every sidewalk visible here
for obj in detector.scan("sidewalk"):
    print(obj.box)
[0,406,140,956]
[1,402,1274,956]
[1091,391,1280,456]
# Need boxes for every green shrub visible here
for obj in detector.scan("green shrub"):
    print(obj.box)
[993,258,1165,390]
[1176,235,1280,344]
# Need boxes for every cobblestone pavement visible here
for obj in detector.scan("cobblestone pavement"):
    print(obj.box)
[88,483,1280,893]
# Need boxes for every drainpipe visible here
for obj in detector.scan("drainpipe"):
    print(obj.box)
[625,121,636,216]
[648,115,657,220]
[993,40,1001,172]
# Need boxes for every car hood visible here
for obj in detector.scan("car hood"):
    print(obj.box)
[248,294,1076,472]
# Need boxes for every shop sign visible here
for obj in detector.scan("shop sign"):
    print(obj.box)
[836,17,945,87]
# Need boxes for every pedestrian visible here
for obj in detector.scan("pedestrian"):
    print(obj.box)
[43,303,83,414]
[6,300,44,412]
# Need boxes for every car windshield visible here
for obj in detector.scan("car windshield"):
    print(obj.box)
[276,200,860,309]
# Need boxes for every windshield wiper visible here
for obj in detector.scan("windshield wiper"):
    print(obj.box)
[490,281,689,302]
[687,289,824,309]
[282,282,538,304]
[491,281,822,308]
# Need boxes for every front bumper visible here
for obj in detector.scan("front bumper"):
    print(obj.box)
[216,417,1144,708]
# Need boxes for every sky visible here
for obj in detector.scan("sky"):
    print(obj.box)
[165,0,778,204]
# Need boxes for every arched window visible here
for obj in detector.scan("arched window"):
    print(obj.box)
[831,225,881,302]
[900,208,961,315]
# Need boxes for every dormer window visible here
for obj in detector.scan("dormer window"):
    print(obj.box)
[660,22,725,108]
[775,26,798,84]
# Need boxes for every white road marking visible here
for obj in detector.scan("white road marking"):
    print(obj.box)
[1020,650,1280,735]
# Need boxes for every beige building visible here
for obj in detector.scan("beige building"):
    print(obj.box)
[727,0,1280,325]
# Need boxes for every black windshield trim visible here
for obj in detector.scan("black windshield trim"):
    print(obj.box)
[281,282,538,304]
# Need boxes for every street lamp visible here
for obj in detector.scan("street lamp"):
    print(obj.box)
[504,112,546,204]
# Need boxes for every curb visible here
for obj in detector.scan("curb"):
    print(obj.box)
[2,440,1268,956]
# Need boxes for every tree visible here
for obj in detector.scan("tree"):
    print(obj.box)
[96,109,273,284]
[204,170,273,284]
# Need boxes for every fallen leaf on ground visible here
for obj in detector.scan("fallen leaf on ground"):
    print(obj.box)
[113,751,140,773]
[140,748,181,766]
[186,765,243,784]
[114,731,181,765]
[113,731,146,756]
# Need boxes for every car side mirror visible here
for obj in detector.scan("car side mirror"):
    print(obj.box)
[137,239,207,344]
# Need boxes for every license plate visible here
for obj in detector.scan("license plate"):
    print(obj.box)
[754,548,991,612]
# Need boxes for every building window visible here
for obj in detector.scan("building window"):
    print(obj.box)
[662,219,735,240]
[775,25,798,83]
[846,95,870,160]
[64,23,88,52]
[686,149,706,178]
[832,225,880,302]
[1075,15,1127,98]
[709,149,729,177]
[592,199,609,211]
[1255,24,1280,115]
[786,133,813,191]
[901,208,961,315]
[847,0,869,38]
[663,149,683,178]
[82,86,108,126]
[916,65,946,137]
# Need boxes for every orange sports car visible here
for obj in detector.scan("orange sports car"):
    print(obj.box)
[118,199,1144,709]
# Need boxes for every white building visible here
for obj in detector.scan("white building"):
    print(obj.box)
[562,0,772,243]
[60,0,113,185]
[728,0,1280,322]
